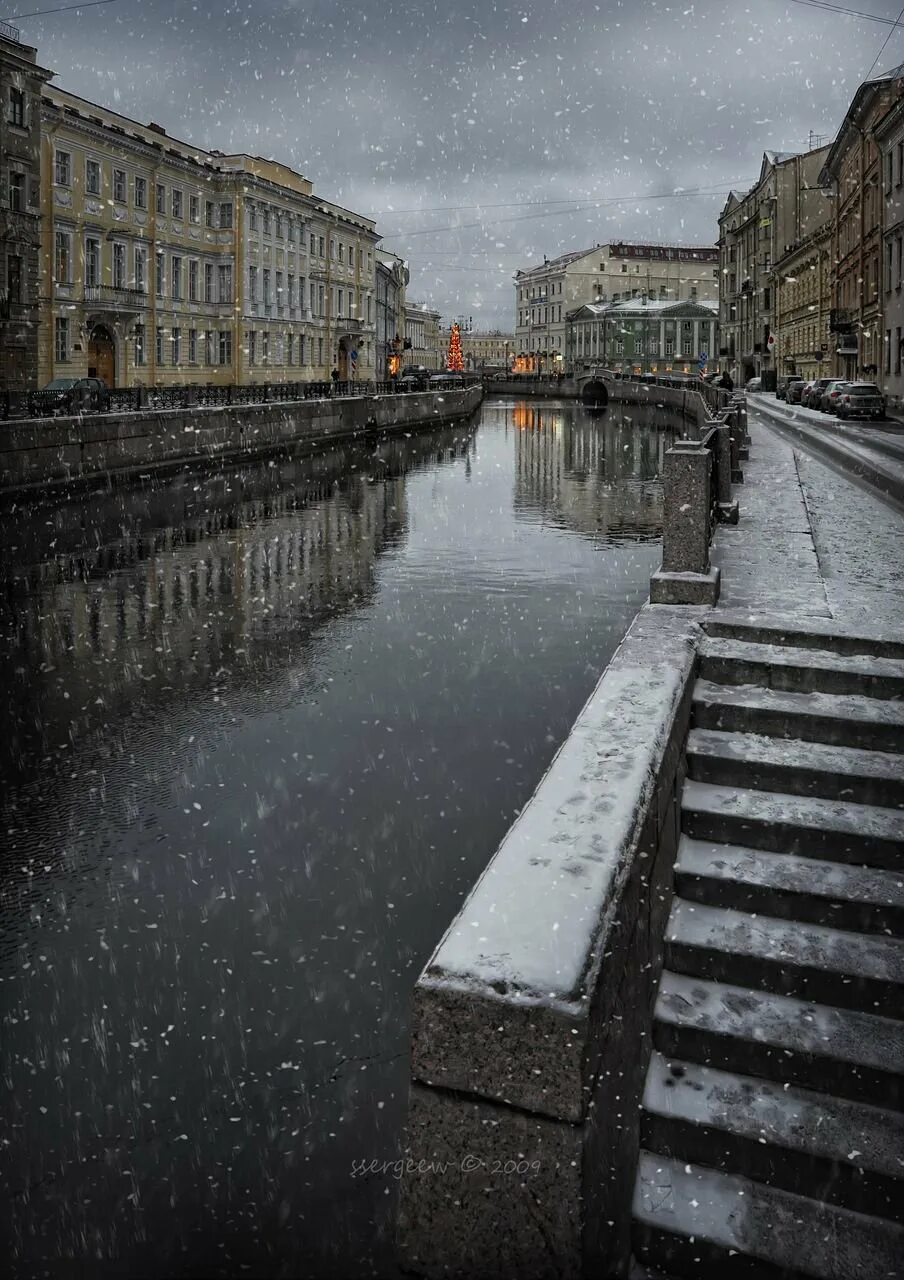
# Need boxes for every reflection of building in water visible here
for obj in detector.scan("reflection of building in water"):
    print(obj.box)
[1,424,475,784]
[511,402,669,542]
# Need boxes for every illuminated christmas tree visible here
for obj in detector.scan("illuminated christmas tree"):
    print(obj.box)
[447,322,464,372]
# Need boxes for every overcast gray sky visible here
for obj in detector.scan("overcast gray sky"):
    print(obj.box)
[13,0,902,327]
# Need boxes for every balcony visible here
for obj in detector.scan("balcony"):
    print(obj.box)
[84,285,147,311]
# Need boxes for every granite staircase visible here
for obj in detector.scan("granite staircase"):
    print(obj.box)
[632,621,904,1280]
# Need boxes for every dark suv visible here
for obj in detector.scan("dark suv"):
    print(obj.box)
[31,377,110,416]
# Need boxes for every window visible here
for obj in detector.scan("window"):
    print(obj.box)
[156,252,165,297]
[898,141,904,187]
[287,333,294,364]
[263,208,271,235]
[156,183,166,214]
[172,189,183,220]
[113,242,126,289]
[886,150,894,192]
[310,233,316,255]
[310,280,316,313]
[9,87,25,128]
[288,273,295,309]
[205,200,215,228]
[9,171,25,211]
[886,329,892,375]
[7,254,22,304]
[218,264,232,303]
[188,329,197,363]
[135,176,147,209]
[262,332,269,363]
[54,149,71,186]
[682,337,693,356]
[204,262,214,302]
[189,259,199,301]
[54,230,71,284]
[156,327,165,364]
[318,336,323,364]
[86,158,101,195]
[250,205,258,232]
[219,202,233,229]
[275,213,282,239]
[330,238,336,260]
[299,334,306,365]
[338,242,344,263]
[897,327,903,376]
[172,327,181,365]
[287,219,295,243]
[621,262,628,273]
[276,270,284,311]
[171,255,182,300]
[248,263,258,302]
[218,330,232,365]
[204,330,214,366]
[248,330,256,365]
[134,324,146,366]
[318,284,324,316]
[263,268,271,308]
[55,316,69,362]
[135,245,147,292]
[665,337,674,355]
[190,194,200,224]
[319,235,325,257]
[113,168,126,204]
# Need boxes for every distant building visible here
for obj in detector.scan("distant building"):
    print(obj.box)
[0,25,52,393]
[876,95,904,408]
[565,298,717,375]
[820,64,904,384]
[719,148,831,388]
[513,242,718,373]
[404,302,443,369]
[449,327,514,370]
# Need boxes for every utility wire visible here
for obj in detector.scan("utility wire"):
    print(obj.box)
[788,0,904,25]
[376,180,757,219]
[5,0,121,19]
[864,1,904,77]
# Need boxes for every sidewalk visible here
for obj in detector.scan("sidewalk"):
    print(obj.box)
[710,407,904,633]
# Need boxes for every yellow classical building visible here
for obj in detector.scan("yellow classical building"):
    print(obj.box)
[37,84,380,388]
[773,223,833,382]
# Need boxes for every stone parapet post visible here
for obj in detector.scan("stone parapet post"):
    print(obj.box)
[650,440,720,605]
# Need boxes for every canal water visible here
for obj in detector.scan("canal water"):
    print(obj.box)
[1,398,672,1278]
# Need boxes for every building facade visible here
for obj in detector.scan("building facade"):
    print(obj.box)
[820,66,904,385]
[404,302,443,369]
[514,242,718,372]
[718,147,831,388]
[773,223,833,384]
[452,327,514,370]
[375,249,408,378]
[876,97,904,408]
[565,299,718,375]
[1,25,52,392]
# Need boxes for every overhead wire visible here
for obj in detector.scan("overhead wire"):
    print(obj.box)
[788,0,904,25]
[5,0,122,19]
[864,1,904,77]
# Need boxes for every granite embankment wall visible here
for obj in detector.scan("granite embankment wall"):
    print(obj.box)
[398,605,703,1280]
[484,378,726,435]
[0,385,483,494]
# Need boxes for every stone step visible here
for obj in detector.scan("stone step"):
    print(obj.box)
[641,1051,904,1222]
[692,679,904,753]
[704,614,904,662]
[632,1151,904,1280]
[653,971,904,1111]
[698,637,904,700]
[686,727,904,808]
[675,836,904,935]
[665,899,904,1018]
[680,779,904,870]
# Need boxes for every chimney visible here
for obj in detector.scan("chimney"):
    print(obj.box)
[148,122,166,136]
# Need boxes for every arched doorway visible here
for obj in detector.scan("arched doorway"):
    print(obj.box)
[337,337,349,381]
[88,325,116,386]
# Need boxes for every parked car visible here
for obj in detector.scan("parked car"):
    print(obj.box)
[428,373,461,388]
[776,377,804,401]
[820,380,851,413]
[835,383,885,420]
[30,376,110,416]
[786,379,808,405]
[745,376,762,392]
[803,377,834,408]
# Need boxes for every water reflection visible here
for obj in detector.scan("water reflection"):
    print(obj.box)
[1,399,670,1278]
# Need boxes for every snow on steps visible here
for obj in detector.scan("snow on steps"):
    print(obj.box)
[692,678,904,751]
[685,727,904,807]
[680,779,904,869]
[652,971,904,1111]
[640,1050,904,1221]
[675,835,904,936]
[698,636,904,699]
[632,1151,904,1280]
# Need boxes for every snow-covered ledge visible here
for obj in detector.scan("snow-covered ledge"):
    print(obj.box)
[399,604,702,1278]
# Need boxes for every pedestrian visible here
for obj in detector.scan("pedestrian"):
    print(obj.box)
[719,371,734,391]
[331,367,340,396]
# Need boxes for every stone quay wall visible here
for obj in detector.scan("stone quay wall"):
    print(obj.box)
[398,604,704,1280]
[0,385,483,495]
